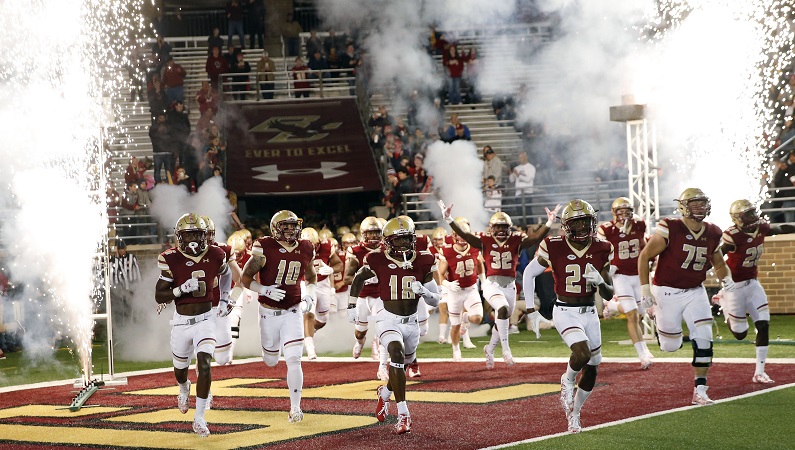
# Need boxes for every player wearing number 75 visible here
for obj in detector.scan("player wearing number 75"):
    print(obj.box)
[638,188,732,407]
[241,210,318,424]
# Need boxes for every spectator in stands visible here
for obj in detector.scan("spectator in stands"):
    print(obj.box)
[245,0,266,50]
[411,154,428,190]
[324,30,347,57]
[484,175,503,212]
[256,51,276,99]
[283,12,303,57]
[230,51,252,100]
[443,113,471,142]
[308,50,329,86]
[226,0,246,49]
[124,156,146,186]
[207,27,224,56]
[306,30,324,58]
[492,93,516,126]
[175,166,195,193]
[775,149,795,223]
[162,57,186,105]
[167,100,192,170]
[149,112,174,184]
[482,145,505,184]
[291,57,311,98]
[464,47,481,104]
[147,75,167,120]
[224,44,239,68]
[151,35,172,72]
[206,46,229,91]
[339,44,360,95]
[326,47,340,78]
[394,116,409,143]
[196,80,218,115]
[120,181,142,236]
[128,44,147,102]
[443,45,465,105]
[510,151,536,207]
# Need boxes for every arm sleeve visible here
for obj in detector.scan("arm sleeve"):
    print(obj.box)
[522,258,546,307]
[421,279,441,307]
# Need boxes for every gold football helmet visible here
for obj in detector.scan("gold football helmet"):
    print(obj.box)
[200,215,217,244]
[227,232,246,254]
[337,225,351,237]
[611,197,633,224]
[175,213,207,255]
[341,232,357,250]
[271,210,302,244]
[360,216,383,248]
[383,216,416,256]
[431,227,447,248]
[729,199,759,232]
[301,227,320,248]
[489,211,512,239]
[560,199,597,243]
[375,217,387,228]
[318,228,334,242]
[676,188,711,221]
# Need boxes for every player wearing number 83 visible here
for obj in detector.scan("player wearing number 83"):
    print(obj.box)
[638,188,732,406]
[241,210,318,424]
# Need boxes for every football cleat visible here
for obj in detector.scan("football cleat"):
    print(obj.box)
[376,385,389,422]
[462,331,476,349]
[406,362,421,378]
[502,350,515,366]
[452,346,462,362]
[178,380,191,414]
[377,363,389,381]
[393,413,412,434]
[371,338,380,360]
[352,341,363,359]
[508,324,520,335]
[484,345,495,370]
[437,335,449,344]
[288,406,304,423]
[205,392,213,410]
[567,412,581,433]
[692,386,715,405]
[305,337,317,361]
[752,372,774,384]
[192,417,210,437]
[560,374,575,417]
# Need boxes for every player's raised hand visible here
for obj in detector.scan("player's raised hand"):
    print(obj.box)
[438,200,454,224]
[545,204,562,225]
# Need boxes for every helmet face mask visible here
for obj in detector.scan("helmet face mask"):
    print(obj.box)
[730,200,759,232]
[677,188,711,222]
[560,199,597,243]
[362,230,382,248]
[271,210,302,244]
[175,213,207,256]
[382,217,415,258]
[201,216,216,245]
[431,227,446,248]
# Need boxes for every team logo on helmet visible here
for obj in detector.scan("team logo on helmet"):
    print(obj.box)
[560,199,597,243]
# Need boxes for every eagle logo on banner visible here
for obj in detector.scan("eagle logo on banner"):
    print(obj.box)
[252,162,348,181]
[251,115,342,143]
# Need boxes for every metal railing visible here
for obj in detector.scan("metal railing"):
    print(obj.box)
[219,68,356,101]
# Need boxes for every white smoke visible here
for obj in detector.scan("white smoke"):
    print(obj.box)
[149,176,233,242]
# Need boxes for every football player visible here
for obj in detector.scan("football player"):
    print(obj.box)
[344,217,386,372]
[596,198,654,369]
[300,227,344,360]
[440,200,560,368]
[241,210,318,423]
[333,232,357,311]
[638,188,734,406]
[522,200,614,434]
[350,216,440,434]
[155,213,233,437]
[436,218,483,361]
[430,227,451,344]
[720,199,794,383]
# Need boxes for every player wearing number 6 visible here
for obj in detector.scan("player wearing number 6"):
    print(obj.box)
[155,213,232,437]
[241,210,318,424]
[638,188,733,406]
[597,197,654,369]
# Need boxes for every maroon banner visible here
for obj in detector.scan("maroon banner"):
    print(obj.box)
[224,98,382,195]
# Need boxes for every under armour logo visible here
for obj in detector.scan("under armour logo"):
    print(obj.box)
[585,255,593,258]
[203,258,209,263]
[252,162,347,181]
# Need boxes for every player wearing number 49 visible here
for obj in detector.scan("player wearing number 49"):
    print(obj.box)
[241,210,318,424]
[155,213,233,438]
[523,199,614,434]
[638,188,733,406]
[719,200,795,384]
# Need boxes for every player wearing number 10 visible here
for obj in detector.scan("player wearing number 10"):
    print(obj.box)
[638,188,733,406]
[241,210,318,424]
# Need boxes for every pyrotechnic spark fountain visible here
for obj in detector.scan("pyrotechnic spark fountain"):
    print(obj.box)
[0,1,146,384]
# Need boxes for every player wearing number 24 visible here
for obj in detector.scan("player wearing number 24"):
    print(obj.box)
[241,210,318,424]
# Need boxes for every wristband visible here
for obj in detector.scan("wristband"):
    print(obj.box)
[641,284,651,297]
[544,220,553,228]
[444,216,453,224]
[173,287,182,298]
[305,283,317,300]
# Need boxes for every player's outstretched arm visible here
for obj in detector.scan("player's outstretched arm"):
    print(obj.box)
[350,266,376,298]
[520,204,561,249]
[439,200,481,248]
[770,223,795,235]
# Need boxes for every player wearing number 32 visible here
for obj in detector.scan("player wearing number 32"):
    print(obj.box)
[523,199,614,434]
[638,188,732,406]
[241,210,318,424]
[350,216,440,434]
[155,213,233,438]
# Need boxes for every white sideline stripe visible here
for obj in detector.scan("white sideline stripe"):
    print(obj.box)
[481,382,795,449]
[2,357,794,393]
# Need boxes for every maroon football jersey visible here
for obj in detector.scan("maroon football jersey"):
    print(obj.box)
[597,218,646,276]
[251,237,315,308]
[415,234,430,252]
[334,249,348,293]
[210,243,233,306]
[722,221,771,282]
[441,244,480,288]
[537,236,613,298]
[481,233,523,277]
[347,243,381,298]
[652,218,722,289]
[364,249,437,302]
[313,241,333,282]
[158,245,228,306]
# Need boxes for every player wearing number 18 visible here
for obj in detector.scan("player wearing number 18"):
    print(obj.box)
[241,210,318,424]
[638,188,733,406]
[155,213,233,437]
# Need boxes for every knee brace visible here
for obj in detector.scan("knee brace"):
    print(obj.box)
[692,339,713,367]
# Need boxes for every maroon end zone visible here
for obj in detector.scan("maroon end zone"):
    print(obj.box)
[0,361,792,449]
